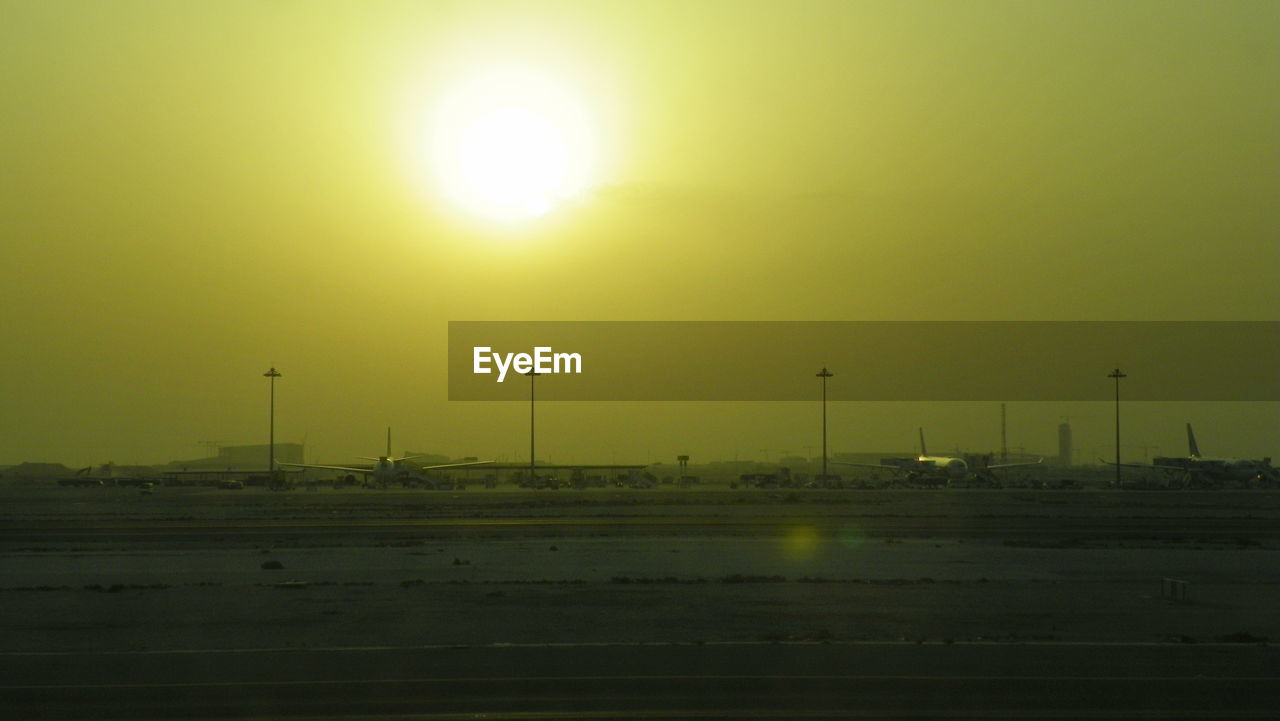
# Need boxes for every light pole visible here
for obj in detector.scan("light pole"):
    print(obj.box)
[264,367,281,483]
[817,367,833,480]
[1108,368,1126,489]
[527,370,540,486]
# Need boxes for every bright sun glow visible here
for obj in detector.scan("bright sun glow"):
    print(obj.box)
[431,67,597,222]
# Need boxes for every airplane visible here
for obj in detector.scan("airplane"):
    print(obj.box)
[58,462,154,487]
[277,428,492,489]
[834,428,1042,486]
[1106,423,1278,487]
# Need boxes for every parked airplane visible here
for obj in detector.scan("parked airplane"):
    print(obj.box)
[1107,423,1278,487]
[277,428,491,488]
[58,463,154,487]
[835,428,1041,485]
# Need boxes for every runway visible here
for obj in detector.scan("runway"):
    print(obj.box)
[5,513,1279,547]
[4,642,1278,720]
[3,490,1276,717]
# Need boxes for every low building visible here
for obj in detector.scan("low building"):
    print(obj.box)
[167,443,304,470]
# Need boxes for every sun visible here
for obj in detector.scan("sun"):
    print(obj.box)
[430,67,597,222]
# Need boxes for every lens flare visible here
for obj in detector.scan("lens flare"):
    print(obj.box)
[837,523,866,550]
[785,525,820,557]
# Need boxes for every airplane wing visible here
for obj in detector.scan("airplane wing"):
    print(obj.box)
[279,460,492,474]
[1147,463,1193,472]
[475,463,648,470]
[276,462,373,476]
[832,461,909,473]
[1100,459,1187,472]
[986,458,1044,470]
[357,455,427,463]
[416,460,494,471]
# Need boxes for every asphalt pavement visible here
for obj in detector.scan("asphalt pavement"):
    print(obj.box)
[4,642,1277,720]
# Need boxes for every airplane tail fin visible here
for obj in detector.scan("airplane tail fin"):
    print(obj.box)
[919,428,928,456]
[1187,423,1200,458]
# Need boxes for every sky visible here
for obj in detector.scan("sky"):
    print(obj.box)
[1,0,1276,467]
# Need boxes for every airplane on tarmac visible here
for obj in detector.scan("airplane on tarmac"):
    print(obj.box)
[277,428,492,489]
[834,428,1042,486]
[58,462,155,487]
[1106,423,1278,487]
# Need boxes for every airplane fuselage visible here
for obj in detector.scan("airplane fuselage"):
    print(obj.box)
[920,456,969,478]
[897,456,969,479]
[370,457,398,484]
[1152,456,1273,481]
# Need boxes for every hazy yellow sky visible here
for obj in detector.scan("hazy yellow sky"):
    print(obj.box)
[2,1,1276,466]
